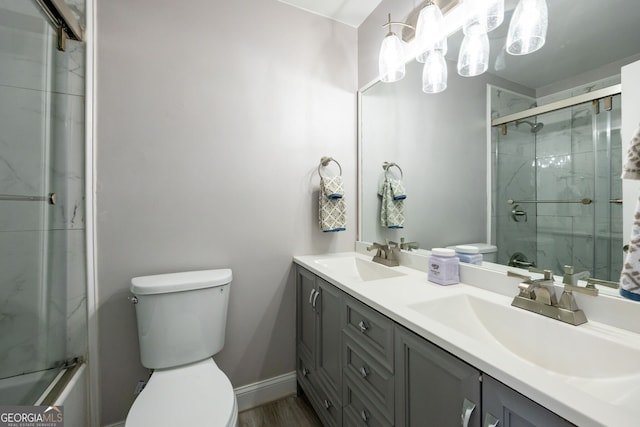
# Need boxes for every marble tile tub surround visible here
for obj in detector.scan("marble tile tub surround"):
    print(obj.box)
[491,76,623,278]
[0,0,87,382]
[297,245,640,426]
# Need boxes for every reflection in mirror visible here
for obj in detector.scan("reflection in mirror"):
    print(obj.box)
[360,0,640,286]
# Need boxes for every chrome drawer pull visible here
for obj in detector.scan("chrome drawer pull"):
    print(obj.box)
[484,413,500,427]
[359,366,369,378]
[312,290,320,310]
[323,399,332,410]
[461,398,476,427]
[308,289,316,304]
[301,367,309,377]
[358,319,369,333]
[360,409,369,422]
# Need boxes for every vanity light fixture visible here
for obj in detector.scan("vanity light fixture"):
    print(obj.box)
[415,1,445,63]
[463,0,505,35]
[506,0,548,55]
[379,14,413,83]
[422,50,448,93]
[457,31,490,77]
[378,0,546,91]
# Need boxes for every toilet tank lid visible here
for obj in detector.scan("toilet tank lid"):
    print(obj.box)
[130,269,232,295]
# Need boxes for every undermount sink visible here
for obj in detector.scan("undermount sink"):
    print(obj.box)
[408,294,640,379]
[314,256,406,282]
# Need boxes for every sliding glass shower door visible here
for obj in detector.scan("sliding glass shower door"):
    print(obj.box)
[494,92,622,281]
[0,0,86,405]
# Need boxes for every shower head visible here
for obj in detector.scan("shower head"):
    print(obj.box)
[516,120,544,133]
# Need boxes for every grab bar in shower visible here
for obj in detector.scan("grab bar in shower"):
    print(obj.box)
[0,193,57,204]
[507,198,592,205]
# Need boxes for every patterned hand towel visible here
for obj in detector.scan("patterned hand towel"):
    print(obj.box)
[321,176,344,199]
[380,178,404,228]
[620,126,640,301]
[390,178,406,200]
[622,126,640,179]
[319,177,346,232]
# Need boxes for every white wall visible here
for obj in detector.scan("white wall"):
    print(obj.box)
[96,0,357,424]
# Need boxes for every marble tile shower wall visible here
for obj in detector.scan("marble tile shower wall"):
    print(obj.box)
[0,0,86,380]
[491,87,538,266]
[492,76,622,277]
[536,78,622,278]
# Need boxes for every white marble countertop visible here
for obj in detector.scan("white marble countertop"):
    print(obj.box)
[293,250,640,427]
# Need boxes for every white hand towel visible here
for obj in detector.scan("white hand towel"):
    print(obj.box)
[319,177,346,232]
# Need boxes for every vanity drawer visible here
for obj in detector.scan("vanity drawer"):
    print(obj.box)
[343,374,392,427]
[343,295,394,372]
[343,334,394,422]
[298,356,342,427]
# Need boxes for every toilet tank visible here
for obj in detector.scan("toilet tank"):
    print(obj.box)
[130,269,232,369]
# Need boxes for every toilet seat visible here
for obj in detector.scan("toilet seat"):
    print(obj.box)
[125,358,237,427]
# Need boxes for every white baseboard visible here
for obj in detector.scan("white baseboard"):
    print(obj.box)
[234,371,297,412]
[102,371,297,426]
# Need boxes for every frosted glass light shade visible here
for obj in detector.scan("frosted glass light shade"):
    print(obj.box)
[379,32,405,83]
[463,0,505,35]
[457,32,489,77]
[506,0,548,55]
[416,36,447,63]
[415,4,444,61]
[422,50,448,93]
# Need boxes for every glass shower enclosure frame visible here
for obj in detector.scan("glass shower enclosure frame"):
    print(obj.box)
[0,0,86,405]
[491,83,623,281]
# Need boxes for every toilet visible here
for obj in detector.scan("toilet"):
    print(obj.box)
[447,243,498,263]
[125,269,238,427]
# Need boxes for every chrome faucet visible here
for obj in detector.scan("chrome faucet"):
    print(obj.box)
[508,265,597,326]
[399,237,419,251]
[366,240,400,267]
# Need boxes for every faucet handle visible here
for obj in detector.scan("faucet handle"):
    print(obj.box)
[562,265,590,286]
[586,277,620,289]
[564,283,598,296]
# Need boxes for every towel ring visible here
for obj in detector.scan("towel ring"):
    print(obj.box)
[318,156,342,177]
[383,162,403,179]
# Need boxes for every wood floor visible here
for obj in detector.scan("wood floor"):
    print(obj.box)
[238,395,323,427]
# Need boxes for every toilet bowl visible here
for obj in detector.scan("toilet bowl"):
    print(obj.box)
[125,358,237,427]
[125,269,238,427]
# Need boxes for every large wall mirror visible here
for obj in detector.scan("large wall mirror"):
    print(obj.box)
[359,0,640,286]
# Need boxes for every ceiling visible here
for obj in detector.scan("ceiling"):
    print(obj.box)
[277,0,383,28]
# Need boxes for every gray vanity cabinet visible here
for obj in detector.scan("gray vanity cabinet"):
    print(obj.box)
[482,375,574,427]
[296,266,343,427]
[296,264,575,427]
[395,325,482,427]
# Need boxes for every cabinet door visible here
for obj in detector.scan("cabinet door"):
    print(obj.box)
[483,375,575,427]
[316,277,343,397]
[296,266,317,364]
[395,326,481,427]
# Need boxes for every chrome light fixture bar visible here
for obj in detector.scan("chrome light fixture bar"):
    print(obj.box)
[34,0,84,51]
